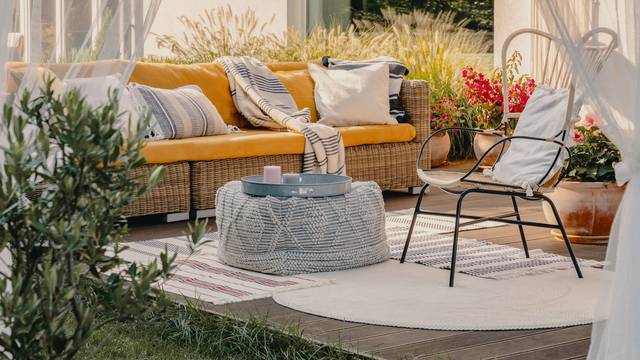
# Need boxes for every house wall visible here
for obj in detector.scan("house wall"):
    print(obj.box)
[494,0,610,76]
[493,0,534,73]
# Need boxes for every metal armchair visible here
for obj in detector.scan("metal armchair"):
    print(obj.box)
[401,28,618,287]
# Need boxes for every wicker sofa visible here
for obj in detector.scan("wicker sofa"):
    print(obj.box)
[7,60,431,219]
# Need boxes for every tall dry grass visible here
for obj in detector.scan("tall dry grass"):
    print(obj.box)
[151,6,492,97]
[150,6,493,159]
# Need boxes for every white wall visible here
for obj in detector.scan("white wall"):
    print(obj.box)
[493,0,534,73]
[145,0,293,57]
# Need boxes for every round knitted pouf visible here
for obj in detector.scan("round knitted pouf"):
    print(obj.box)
[215,181,389,275]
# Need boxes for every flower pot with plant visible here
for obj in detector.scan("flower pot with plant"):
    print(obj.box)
[429,98,457,167]
[542,114,624,244]
[460,53,536,166]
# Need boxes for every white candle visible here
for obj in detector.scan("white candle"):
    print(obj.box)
[263,166,282,184]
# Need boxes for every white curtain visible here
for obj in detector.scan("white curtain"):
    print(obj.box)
[0,0,161,295]
[538,1,640,359]
[1,0,161,108]
[1,0,161,171]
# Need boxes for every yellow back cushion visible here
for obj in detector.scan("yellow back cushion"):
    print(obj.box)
[130,61,318,127]
[6,60,319,127]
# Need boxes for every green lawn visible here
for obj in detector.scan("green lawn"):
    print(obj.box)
[78,301,368,360]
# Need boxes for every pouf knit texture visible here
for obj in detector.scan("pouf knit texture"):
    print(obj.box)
[215,181,390,274]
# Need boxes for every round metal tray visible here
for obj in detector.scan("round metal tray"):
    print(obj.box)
[241,174,352,197]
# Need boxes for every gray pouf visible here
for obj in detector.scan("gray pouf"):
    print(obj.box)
[215,181,389,274]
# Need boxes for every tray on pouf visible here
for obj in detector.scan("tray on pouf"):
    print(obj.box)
[241,173,352,198]
[215,180,389,275]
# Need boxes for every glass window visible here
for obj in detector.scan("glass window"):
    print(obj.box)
[307,0,351,31]
[64,0,92,55]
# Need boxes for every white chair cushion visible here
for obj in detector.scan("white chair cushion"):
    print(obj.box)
[492,85,571,190]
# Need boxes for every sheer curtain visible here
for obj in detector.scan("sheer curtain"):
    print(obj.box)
[0,0,161,291]
[1,0,161,170]
[1,0,161,111]
[538,1,640,359]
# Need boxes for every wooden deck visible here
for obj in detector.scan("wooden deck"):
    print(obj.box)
[126,187,606,360]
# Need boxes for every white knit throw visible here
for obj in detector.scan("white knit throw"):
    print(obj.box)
[217,56,346,175]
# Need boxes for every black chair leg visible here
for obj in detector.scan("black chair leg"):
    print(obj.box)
[449,191,470,287]
[400,184,429,263]
[511,196,530,258]
[542,196,583,279]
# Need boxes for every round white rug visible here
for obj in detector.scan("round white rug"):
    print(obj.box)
[273,261,609,330]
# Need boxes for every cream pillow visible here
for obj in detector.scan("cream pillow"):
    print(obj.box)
[308,62,397,126]
[62,75,140,137]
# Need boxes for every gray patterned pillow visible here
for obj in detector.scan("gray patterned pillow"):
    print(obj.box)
[130,84,229,140]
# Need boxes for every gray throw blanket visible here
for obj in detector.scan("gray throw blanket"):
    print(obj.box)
[217,56,346,175]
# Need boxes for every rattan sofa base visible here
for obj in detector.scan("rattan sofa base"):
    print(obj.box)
[191,154,303,211]
[124,162,190,217]
[191,141,431,211]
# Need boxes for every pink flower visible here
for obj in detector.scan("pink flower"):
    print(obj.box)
[581,114,599,129]
[572,129,585,144]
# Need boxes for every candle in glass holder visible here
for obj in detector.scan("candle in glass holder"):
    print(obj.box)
[263,166,282,184]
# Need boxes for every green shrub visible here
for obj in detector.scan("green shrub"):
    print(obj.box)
[352,0,494,31]
[0,81,205,359]
[565,115,620,182]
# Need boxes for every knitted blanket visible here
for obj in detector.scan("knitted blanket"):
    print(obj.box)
[217,56,346,175]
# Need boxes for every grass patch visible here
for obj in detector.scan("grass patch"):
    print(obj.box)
[78,299,369,360]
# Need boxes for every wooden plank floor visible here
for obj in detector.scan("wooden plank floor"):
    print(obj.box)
[126,187,606,360]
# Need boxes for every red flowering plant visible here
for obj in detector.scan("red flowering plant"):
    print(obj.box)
[461,52,536,130]
[431,98,461,131]
[428,52,536,160]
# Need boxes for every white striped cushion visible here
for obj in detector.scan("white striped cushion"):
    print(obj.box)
[130,84,229,140]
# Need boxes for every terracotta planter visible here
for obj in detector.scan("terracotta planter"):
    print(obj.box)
[473,133,509,167]
[542,181,625,245]
[429,132,451,168]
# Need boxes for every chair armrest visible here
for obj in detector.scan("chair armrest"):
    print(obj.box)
[400,80,430,144]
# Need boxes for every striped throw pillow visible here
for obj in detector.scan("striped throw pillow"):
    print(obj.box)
[322,56,410,123]
[130,84,229,140]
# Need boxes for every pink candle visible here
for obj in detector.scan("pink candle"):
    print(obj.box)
[263,166,282,184]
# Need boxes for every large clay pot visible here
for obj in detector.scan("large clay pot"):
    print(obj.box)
[473,133,509,167]
[542,181,625,244]
[429,132,451,168]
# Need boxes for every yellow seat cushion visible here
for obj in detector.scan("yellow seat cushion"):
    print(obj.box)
[338,124,416,147]
[142,124,416,164]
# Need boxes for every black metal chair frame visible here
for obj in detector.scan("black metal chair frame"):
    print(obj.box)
[400,27,618,287]
[400,126,583,287]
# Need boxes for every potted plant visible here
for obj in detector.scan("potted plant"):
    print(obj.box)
[542,114,624,244]
[460,53,536,166]
[429,98,456,167]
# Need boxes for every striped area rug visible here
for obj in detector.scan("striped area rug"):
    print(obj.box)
[385,212,603,280]
[119,211,602,306]
[118,237,332,305]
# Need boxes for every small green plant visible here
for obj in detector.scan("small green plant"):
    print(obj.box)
[565,114,620,182]
[79,300,369,359]
[0,81,206,359]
